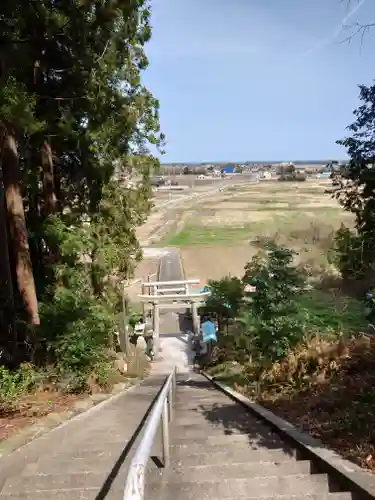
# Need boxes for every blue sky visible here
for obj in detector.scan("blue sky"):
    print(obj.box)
[143,0,375,162]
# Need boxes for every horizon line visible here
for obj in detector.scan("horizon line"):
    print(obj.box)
[160,159,346,165]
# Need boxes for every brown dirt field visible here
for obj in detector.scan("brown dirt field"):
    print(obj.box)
[181,245,257,284]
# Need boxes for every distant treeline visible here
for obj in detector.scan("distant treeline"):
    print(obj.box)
[160,160,346,168]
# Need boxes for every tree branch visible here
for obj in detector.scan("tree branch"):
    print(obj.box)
[339,0,375,45]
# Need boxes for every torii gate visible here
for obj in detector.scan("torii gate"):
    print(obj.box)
[138,279,209,356]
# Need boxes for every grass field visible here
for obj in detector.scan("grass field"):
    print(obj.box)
[162,180,354,283]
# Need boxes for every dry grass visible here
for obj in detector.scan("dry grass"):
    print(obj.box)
[181,245,257,283]
[164,181,352,283]
[258,335,375,472]
[209,333,375,472]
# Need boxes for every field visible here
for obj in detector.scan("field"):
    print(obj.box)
[161,180,354,283]
[160,173,255,188]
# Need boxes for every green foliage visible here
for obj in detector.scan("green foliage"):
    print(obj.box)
[0,0,163,391]
[297,290,366,337]
[201,243,306,365]
[128,311,144,329]
[241,242,306,360]
[39,287,116,375]
[243,242,305,318]
[332,225,371,284]
[0,363,36,411]
[202,276,243,324]
[330,84,375,286]
[0,77,43,134]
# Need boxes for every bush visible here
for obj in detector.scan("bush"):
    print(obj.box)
[200,243,307,368]
[202,276,243,330]
[278,173,306,182]
[333,225,375,290]
[39,287,116,387]
[0,363,36,412]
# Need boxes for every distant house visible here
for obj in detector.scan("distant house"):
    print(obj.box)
[222,165,234,175]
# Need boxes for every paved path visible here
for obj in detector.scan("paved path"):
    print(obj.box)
[157,247,184,283]
[152,249,194,375]
[0,376,166,499]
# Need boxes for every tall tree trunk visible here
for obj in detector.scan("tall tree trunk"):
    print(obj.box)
[0,179,17,362]
[41,139,59,265]
[41,140,57,215]
[1,128,40,325]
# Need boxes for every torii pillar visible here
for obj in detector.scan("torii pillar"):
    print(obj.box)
[191,301,199,335]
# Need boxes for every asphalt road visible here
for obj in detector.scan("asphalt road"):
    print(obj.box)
[158,248,184,283]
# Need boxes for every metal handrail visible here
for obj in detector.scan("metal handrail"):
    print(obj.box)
[123,367,177,500]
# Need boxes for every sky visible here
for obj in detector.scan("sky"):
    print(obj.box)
[143,0,375,162]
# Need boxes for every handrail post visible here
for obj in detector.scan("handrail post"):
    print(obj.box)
[123,368,176,500]
[162,399,170,467]
[172,367,177,392]
[168,383,173,422]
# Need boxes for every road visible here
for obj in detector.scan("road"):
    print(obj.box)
[157,248,184,282]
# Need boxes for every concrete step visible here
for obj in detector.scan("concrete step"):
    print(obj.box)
[172,447,297,466]
[1,472,109,494]
[0,492,99,500]
[171,423,261,437]
[48,442,127,459]
[163,460,314,481]
[22,453,122,475]
[0,492,353,500]
[146,474,331,498]
[174,394,228,401]
[170,440,293,454]
[171,433,282,445]
[172,417,285,440]
[144,490,352,500]
[173,409,264,425]
[171,419,288,437]
[173,402,245,411]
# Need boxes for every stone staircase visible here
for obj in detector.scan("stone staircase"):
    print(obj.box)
[0,371,361,500]
[146,373,353,500]
[0,375,166,500]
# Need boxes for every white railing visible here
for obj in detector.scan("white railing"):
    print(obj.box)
[123,368,176,500]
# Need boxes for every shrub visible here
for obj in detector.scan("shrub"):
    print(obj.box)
[202,276,243,330]
[278,173,306,182]
[0,363,36,412]
[39,287,116,386]
[332,225,375,291]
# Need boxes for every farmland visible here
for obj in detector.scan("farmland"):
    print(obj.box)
[130,178,353,300]
[161,180,353,283]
